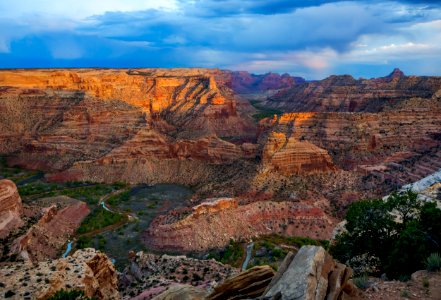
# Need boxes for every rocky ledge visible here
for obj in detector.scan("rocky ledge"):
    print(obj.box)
[0,248,120,299]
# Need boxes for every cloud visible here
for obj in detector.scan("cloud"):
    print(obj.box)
[0,0,440,78]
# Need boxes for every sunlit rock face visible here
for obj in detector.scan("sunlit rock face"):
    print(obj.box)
[0,69,258,185]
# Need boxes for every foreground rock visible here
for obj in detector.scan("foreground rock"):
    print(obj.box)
[0,179,23,238]
[0,248,120,299]
[208,265,276,300]
[119,251,238,299]
[263,246,358,300]
[152,284,207,300]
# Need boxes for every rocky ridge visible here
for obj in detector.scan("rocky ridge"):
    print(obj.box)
[144,198,334,252]
[10,200,90,262]
[0,248,120,299]
[265,69,441,112]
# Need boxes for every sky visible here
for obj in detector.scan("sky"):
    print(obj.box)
[0,0,440,79]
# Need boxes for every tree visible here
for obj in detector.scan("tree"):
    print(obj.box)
[331,190,441,279]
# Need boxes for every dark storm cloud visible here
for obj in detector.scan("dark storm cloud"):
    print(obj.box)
[0,0,440,78]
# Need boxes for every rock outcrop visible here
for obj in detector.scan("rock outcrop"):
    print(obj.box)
[0,179,23,238]
[144,199,335,252]
[208,265,276,300]
[0,248,120,299]
[262,132,335,175]
[229,71,305,94]
[265,69,441,113]
[263,246,359,300]
[10,200,90,262]
[151,285,207,300]
[119,251,237,299]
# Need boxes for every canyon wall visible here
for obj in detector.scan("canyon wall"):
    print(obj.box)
[264,69,441,112]
[229,71,305,94]
[11,200,90,262]
[0,179,23,238]
[144,198,335,252]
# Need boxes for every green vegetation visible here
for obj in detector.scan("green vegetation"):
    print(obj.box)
[18,182,116,204]
[77,208,124,234]
[208,239,245,266]
[425,253,441,272]
[207,235,328,268]
[76,236,93,249]
[47,289,96,300]
[248,234,328,269]
[249,99,283,121]
[107,190,131,206]
[331,190,441,279]
[352,275,370,290]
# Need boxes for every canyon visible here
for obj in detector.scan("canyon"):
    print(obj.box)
[0,68,440,299]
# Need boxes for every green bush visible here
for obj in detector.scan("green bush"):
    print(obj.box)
[425,253,441,272]
[352,275,370,290]
[77,208,123,234]
[107,190,131,206]
[331,190,441,279]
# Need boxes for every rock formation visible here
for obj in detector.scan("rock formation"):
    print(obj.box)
[144,199,335,252]
[10,200,90,262]
[208,266,276,300]
[229,71,305,94]
[263,246,358,300]
[262,132,335,175]
[0,248,120,299]
[0,179,23,238]
[264,69,441,112]
[119,251,237,299]
[152,285,207,300]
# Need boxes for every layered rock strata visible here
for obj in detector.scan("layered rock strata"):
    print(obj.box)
[0,179,23,238]
[0,248,120,299]
[10,200,90,262]
[229,71,305,94]
[144,199,334,252]
[208,266,276,300]
[265,69,441,112]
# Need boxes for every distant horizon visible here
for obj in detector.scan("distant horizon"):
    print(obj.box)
[1,0,440,79]
[0,66,436,81]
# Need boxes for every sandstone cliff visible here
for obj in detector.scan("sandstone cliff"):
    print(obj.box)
[0,179,23,238]
[265,69,441,112]
[10,200,90,262]
[229,71,305,94]
[144,198,335,252]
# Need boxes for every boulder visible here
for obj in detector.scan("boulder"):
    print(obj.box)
[208,265,276,300]
[152,284,207,300]
[263,246,359,300]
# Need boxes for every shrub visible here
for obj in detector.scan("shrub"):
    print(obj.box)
[425,253,441,272]
[352,275,370,290]
[400,289,410,298]
[331,190,441,279]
